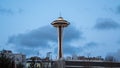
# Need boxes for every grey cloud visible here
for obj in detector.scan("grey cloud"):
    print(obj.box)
[64,25,82,42]
[63,45,82,55]
[15,47,35,56]
[8,26,57,48]
[7,25,82,56]
[84,42,98,48]
[81,42,98,53]
[54,42,97,55]
[117,6,120,14]
[94,18,120,30]
[53,44,82,55]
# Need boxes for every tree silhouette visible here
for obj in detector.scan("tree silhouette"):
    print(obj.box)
[30,57,36,68]
[17,62,24,68]
[0,52,14,68]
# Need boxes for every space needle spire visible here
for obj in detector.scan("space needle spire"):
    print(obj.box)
[51,17,70,59]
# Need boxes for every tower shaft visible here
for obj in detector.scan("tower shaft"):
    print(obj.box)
[58,26,63,59]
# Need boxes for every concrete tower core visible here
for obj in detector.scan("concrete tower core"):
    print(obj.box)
[51,17,70,59]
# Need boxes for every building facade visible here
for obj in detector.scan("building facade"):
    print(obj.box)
[26,56,52,68]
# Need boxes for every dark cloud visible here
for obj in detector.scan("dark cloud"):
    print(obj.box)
[84,42,98,49]
[54,44,82,55]
[8,26,57,48]
[94,18,120,30]
[63,45,81,55]
[15,47,35,56]
[53,42,97,55]
[117,5,120,14]
[7,25,82,56]
[64,25,82,42]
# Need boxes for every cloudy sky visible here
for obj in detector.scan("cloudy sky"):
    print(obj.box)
[0,0,120,59]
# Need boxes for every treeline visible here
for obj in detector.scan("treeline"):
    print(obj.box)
[0,52,24,68]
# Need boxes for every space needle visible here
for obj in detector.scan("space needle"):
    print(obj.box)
[51,17,70,59]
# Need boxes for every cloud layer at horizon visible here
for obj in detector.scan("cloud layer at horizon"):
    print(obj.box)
[7,25,83,56]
